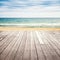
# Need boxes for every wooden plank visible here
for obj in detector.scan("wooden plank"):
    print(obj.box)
[35,31,60,60]
[36,31,52,60]
[0,31,3,33]
[47,31,60,47]
[0,32,18,54]
[0,31,11,41]
[34,31,45,60]
[0,31,20,60]
[31,31,37,60]
[4,31,24,60]
[39,31,60,60]
[43,31,60,56]
[0,31,15,46]
[23,31,31,60]
[0,31,60,60]
[14,31,27,60]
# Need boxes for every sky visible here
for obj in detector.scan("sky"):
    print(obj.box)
[0,0,60,18]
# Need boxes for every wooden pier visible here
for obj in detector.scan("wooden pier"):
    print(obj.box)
[0,31,60,60]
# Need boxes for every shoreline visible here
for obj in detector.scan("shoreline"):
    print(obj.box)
[0,27,60,31]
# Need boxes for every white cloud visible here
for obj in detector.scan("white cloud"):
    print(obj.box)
[0,11,60,18]
[0,0,60,18]
[0,5,60,18]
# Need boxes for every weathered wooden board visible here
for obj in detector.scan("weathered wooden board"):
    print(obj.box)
[0,31,60,60]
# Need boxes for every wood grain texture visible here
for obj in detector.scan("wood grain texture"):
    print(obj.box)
[0,31,60,60]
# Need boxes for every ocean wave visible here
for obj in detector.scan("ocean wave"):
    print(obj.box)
[0,23,60,26]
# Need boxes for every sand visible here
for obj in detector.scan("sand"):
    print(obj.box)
[0,27,60,31]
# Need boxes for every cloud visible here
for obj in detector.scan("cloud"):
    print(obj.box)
[0,11,60,18]
[0,5,60,18]
[0,0,60,8]
[0,0,60,17]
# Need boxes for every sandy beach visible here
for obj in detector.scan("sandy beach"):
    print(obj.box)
[0,27,60,31]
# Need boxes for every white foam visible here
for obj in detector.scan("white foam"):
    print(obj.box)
[0,23,60,26]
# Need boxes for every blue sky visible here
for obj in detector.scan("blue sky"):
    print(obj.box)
[0,0,60,18]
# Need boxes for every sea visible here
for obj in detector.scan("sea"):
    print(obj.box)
[0,18,60,28]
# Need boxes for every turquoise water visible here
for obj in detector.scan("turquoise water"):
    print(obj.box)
[0,18,60,23]
[0,18,60,27]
